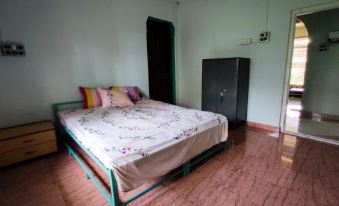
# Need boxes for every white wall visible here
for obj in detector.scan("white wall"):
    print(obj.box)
[176,0,338,127]
[300,9,339,115]
[0,0,177,128]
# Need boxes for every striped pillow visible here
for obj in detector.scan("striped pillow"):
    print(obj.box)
[79,87,102,109]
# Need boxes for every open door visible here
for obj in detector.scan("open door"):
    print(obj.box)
[281,4,339,145]
[147,17,175,104]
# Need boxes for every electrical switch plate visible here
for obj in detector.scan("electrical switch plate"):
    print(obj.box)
[240,37,252,45]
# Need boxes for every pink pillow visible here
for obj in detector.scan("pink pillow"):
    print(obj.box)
[110,86,141,102]
[98,88,134,108]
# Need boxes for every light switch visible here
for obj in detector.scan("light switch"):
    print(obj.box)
[240,37,252,45]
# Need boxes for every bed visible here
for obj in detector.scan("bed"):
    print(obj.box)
[54,98,228,205]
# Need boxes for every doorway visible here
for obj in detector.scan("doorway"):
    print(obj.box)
[281,2,339,145]
[146,17,175,104]
[284,19,309,132]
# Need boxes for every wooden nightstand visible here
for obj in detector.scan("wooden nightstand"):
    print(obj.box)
[0,121,57,167]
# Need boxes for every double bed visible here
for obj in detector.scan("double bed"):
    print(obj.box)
[55,98,228,205]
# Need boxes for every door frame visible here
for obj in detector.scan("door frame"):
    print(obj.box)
[279,1,339,145]
[147,16,176,104]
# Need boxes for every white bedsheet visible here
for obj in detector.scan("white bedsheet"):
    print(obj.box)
[58,98,228,191]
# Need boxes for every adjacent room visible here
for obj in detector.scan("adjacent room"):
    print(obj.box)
[283,7,339,143]
[0,0,339,206]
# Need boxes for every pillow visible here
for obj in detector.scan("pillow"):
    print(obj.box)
[111,86,141,102]
[79,87,102,109]
[98,88,134,108]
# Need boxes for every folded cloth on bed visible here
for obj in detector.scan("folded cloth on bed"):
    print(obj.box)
[58,98,228,192]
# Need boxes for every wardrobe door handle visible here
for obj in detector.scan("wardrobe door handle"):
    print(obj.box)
[219,92,224,102]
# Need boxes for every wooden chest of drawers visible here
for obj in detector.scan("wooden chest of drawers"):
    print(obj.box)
[0,121,57,167]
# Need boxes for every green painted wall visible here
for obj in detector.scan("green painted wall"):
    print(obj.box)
[1,0,338,128]
[176,0,338,127]
[300,9,339,115]
[0,0,177,128]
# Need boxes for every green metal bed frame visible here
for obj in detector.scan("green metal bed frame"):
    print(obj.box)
[52,101,229,206]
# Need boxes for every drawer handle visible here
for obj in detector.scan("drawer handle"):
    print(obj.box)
[25,150,36,155]
[23,139,34,143]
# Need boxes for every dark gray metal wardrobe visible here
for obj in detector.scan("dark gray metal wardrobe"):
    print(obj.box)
[202,58,250,128]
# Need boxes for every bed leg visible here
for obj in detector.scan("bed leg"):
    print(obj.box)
[108,170,121,206]
[183,161,190,176]
[223,141,230,151]
[65,144,73,156]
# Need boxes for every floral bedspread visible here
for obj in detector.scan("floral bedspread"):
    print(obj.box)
[58,98,228,191]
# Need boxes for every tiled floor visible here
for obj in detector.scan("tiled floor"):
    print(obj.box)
[284,99,339,142]
[1,126,339,206]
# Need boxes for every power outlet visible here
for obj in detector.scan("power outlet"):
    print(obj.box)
[259,31,270,43]
[0,41,26,56]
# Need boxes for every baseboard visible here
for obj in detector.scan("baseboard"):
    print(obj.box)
[246,121,280,133]
[300,110,339,123]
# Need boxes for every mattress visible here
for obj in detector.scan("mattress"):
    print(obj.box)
[58,98,228,192]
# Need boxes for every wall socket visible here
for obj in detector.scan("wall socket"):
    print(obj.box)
[259,31,270,43]
[0,41,26,56]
